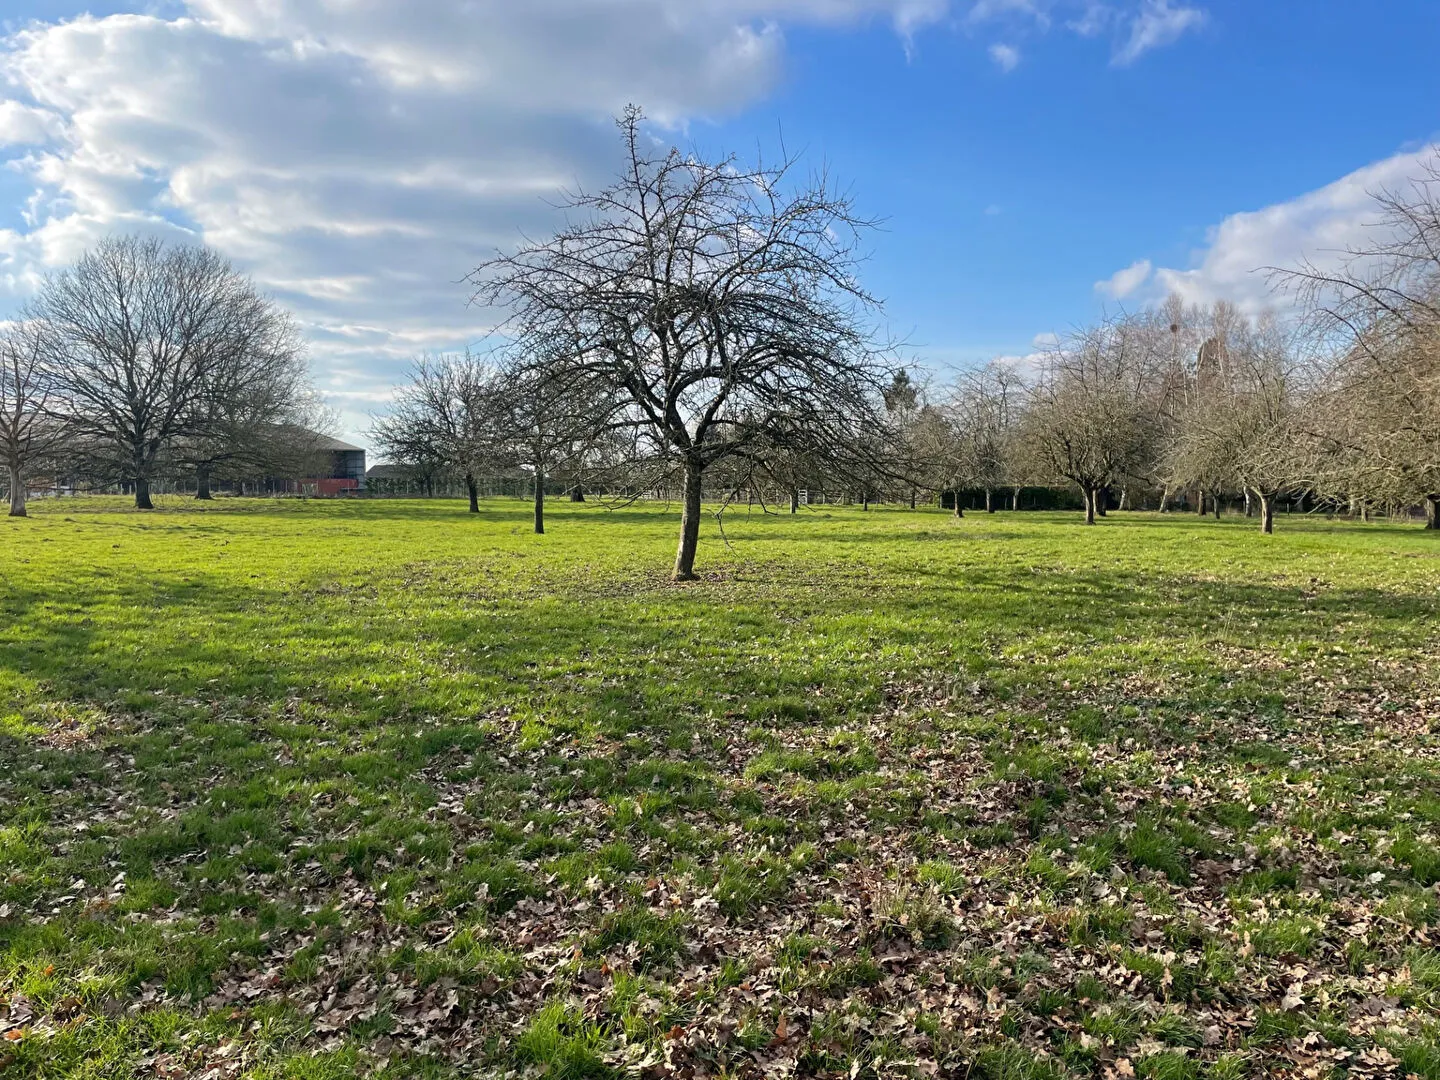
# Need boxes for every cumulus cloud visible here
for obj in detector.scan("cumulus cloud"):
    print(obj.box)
[988,42,1021,71]
[1144,144,1440,314]
[1113,0,1205,65]
[0,100,64,146]
[1095,258,1152,298]
[0,0,950,436]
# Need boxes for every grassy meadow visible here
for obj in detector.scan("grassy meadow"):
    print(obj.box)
[1,497,1439,1079]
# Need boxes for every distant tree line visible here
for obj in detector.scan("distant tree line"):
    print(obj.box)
[1,236,329,515]
[9,119,1439,584]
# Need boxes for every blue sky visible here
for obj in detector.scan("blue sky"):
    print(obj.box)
[700,1,1440,364]
[0,1,1437,437]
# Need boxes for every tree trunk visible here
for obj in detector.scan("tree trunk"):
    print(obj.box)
[909,489,917,510]
[533,471,545,534]
[1259,491,1274,535]
[1011,486,1020,512]
[984,487,994,513]
[789,488,799,514]
[1243,489,1252,517]
[570,483,585,503]
[673,457,703,581]
[466,472,480,513]
[1213,494,1222,519]
[7,463,25,517]
[1426,495,1439,530]
[195,463,213,500]
[1083,486,1096,525]
[1118,488,1129,511]
[862,490,869,511]
[1095,486,1108,517]
[135,475,154,510]
[1159,485,1169,513]
[1197,490,1206,516]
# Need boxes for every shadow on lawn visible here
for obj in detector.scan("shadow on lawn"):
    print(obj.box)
[1,542,1436,925]
[0,550,1432,743]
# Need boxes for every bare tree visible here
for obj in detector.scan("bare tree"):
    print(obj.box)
[490,361,614,534]
[1025,316,1157,524]
[34,236,298,509]
[880,370,930,508]
[177,321,309,499]
[1021,316,1157,524]
[1295,317,1439,525]
[369,354,501,513]
[471,108,896,580]
[1274,159,1440,526]
[1165,311,1307,532]
[945,359,1026,514]
[0,320,65,517]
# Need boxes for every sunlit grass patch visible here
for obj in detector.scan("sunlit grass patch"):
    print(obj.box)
[3,499,1440,1076]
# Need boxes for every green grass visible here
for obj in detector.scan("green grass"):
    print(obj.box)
[2,496,1440,1077]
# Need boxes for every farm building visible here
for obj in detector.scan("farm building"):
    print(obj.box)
[302,434,367,495]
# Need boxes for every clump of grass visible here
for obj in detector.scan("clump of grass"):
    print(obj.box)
[970,1042,1069,1080]
[1065,903,1131,947]
[917,858,968,895]
[1239,914,1321,958]
[713,850,794,917]
[1136,1050,1199,1080]
[1126,818,1191,883]
[514,1001,611,1079]
[1391,832,1440,885]
[589,906,688,970]
[874,883,956,949]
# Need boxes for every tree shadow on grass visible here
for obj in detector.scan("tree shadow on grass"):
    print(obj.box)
[1,550,1432,747]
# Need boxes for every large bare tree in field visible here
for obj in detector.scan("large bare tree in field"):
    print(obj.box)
[0,320,65,517]
[35,236,299,509]
[472,108,896,580]
[1275,160,1440,526]
[1021,316,1156,524]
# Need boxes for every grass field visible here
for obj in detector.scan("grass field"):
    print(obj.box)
[2,497,1439,1079]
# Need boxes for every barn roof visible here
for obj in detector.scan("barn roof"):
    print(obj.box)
[305,433,366,453]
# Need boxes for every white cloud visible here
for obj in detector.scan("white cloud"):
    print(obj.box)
[1113,0,1205,65]
[988,42,1021,71]
[0,101,64,146]
[0,0,950,439]
[1095,258,1152,298]
[1067,3,1112,36]
[1032,330,1060,348]
[1146,144,1440,314]
[965,1,1206,66]
[969,0,1047,26]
